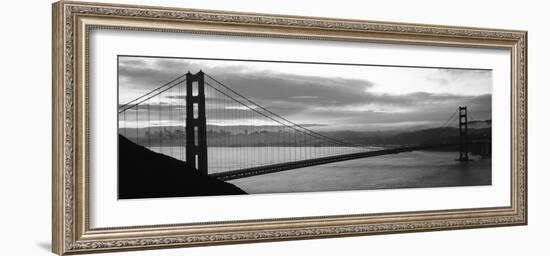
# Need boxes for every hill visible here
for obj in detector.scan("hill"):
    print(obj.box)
[118,135,246,199]
[119,120,491,148]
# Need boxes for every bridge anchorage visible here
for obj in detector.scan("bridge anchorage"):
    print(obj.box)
[118,71,491,181]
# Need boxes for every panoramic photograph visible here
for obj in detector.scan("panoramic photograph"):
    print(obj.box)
[117,55,492,199]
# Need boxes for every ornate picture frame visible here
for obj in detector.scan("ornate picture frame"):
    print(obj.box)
[52,1,527,255]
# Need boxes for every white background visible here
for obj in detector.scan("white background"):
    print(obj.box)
[0,0,547,255]
[90,29,510,227]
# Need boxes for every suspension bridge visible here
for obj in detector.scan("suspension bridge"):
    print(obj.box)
[118,71,491,181]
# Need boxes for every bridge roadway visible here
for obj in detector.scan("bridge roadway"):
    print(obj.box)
[210,143,467,181]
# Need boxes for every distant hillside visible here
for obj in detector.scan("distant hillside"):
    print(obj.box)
[377,127,491,146]
[467,120,491,129]
[318,119,491,147]
[119,120,491,148]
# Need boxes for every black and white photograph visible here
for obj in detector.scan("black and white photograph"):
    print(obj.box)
[118,56,492,199]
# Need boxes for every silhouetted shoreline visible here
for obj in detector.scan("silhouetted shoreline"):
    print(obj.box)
[118,135,246,199]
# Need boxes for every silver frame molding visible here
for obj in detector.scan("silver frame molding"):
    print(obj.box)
[52,1,527,255]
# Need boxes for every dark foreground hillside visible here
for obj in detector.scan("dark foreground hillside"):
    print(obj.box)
[118,135,246,199]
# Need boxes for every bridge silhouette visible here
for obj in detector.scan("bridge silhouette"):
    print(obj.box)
[119,71,491,181]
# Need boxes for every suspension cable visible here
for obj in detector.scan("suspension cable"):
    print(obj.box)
[204,75,369,148]
[204,81,359,148]
[118,74,187,110]
[118,79,186,114]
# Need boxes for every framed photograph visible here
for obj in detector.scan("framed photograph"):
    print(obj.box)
[52,1,527,255]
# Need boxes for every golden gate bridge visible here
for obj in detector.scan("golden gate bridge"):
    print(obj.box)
[118,71,491,181]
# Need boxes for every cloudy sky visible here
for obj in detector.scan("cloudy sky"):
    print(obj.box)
[118,56,492,131]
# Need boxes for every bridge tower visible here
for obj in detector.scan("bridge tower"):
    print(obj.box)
[185,71,208,175]
[458,106,469,161]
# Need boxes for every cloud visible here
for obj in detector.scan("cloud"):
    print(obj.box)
[119,58,190,90]
[119,56,492,131]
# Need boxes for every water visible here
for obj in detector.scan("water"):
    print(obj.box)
[148,146,378,174]
[147,146,491,194]
[230,151,491,194]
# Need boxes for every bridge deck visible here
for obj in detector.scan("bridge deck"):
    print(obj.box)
[210,143,461,181]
